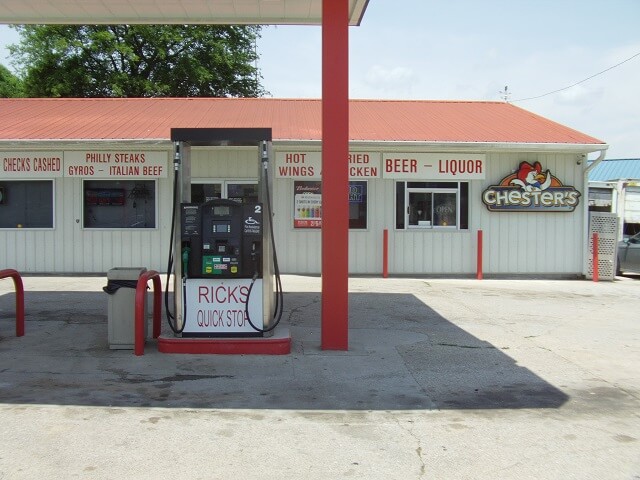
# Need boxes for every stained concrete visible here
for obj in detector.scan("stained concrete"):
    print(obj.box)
[0,274,638,479]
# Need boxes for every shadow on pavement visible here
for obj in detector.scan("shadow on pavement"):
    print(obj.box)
[0,289,569,411]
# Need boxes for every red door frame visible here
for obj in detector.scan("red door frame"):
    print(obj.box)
[321,0,349,350]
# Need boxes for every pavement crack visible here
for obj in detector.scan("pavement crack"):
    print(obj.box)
[287,296,320,326]
[393,417,427,478]
[436,342,493,349]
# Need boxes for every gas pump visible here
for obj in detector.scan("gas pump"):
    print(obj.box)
[181,199,263,279]
[165,129,283,339]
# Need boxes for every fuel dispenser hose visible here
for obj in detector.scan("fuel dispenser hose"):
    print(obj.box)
[164,167,186,334]
[244,153,284,333]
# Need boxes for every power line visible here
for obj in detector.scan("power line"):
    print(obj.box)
[512,51,640,102]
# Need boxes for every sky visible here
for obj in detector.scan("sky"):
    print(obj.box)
[1,0,639,159]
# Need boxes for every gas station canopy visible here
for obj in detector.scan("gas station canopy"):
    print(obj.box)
[0,0,358,351]
[0,0,369,25]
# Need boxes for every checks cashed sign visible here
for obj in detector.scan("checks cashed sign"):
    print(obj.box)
[1,152,64,178]
[1,150,167,178]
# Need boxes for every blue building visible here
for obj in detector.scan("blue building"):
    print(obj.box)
[589,158,640,237]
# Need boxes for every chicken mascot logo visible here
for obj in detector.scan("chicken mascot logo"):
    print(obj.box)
[482,161,580,212]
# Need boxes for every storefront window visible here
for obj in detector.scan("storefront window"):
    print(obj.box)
[0,180,54,228]
[84,180,156,228]
[191,182,258,204]
[227,182,258,204]
[396,181,468,230]
[191,183,222,203]
[348,181,367,229]
[294,180,368,229]
[588,187,613,213]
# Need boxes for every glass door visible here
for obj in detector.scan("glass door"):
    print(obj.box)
[226,182,258,204]
[191,181,258,204]
[407,191,433,228]
[191,182,222,203]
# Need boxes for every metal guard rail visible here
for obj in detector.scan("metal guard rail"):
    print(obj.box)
[134,269,161,356]
[0,269,25,337]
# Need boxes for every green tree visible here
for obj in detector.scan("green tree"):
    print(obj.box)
[0,64,24,97]
[9,25,266,98]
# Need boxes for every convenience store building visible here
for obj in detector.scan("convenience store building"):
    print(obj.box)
[0,97,607,277]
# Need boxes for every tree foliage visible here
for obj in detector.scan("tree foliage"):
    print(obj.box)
[9,24,266,98]
[0,64,24,97]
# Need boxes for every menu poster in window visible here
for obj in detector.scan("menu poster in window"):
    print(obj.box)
[294,181,322,228]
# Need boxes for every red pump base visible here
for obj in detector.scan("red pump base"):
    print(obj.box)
[157,329,291,355]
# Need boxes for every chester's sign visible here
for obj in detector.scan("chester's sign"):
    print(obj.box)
[482,161,580,212]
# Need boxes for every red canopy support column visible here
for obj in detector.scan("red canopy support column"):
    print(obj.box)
[321,0,349,350]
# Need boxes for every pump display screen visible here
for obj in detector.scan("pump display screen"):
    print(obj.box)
[212,222,231,233]
[213,205,231,216]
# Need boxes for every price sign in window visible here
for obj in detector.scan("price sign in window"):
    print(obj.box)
[293,181,368,229]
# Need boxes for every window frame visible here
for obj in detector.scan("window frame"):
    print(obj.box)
[405,186,459,229]
[190,179,258,204]
[0,179,55,230]
[82,179,158,230]
[292,179,370,230]
[396,181,468,231]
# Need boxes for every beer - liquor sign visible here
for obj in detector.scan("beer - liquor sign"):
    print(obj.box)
[482,161,580,212]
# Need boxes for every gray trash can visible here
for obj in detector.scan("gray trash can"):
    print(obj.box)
[104,267,147,350]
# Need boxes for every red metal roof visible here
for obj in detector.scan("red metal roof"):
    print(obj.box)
[0,98,605,146]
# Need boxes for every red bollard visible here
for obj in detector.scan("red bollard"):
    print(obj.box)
[0,269,25,336]
[134,270,161,356]
[476,230,483,280]
[592,232,599,282]
[382,229,389,278]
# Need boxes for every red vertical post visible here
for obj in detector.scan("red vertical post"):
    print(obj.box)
[593,232,599,282]
[321,0,349,350]
[135,270,161,356]
[476,230,483,280]
[152,274,162,339]
[383,229,389,278]
[0,269,24,337]
[15,274,24,337]
[135,276,146,356]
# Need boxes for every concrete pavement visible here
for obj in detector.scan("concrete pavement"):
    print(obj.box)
[0,274,638,479]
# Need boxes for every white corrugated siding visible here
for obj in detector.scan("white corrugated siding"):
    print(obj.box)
[191,147,260,178]
[0,146,587,276]
[477,152,585,275]
[0,149,173,273]
[274,150,586,276]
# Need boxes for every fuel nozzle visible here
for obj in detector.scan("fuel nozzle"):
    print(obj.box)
[173,141,181,171]
[251,241,262,271]
[250,242,261,278]
[261,141,268,171]
[181,245,191,277]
